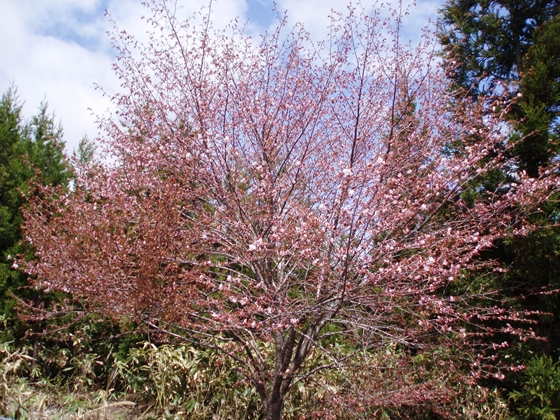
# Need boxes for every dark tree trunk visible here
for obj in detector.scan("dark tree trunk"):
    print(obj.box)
[265,396,284,420]
[258,319,330,419]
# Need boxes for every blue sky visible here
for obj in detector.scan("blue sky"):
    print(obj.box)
[0,0,444,153]
[35,2,111,52]
[245,0,276,27]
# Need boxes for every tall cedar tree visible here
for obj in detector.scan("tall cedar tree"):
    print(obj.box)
[0,88,69,332]
[439,0,559,176]
[22,2,560,418]
[439,0,560,414]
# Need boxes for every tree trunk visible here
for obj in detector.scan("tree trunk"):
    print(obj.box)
[264,397,284,420]
[30,331,39,377]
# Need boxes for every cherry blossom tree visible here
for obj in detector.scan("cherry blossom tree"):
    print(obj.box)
[22,1,559,418]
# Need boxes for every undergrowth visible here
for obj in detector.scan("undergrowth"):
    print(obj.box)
[0,333,517,420]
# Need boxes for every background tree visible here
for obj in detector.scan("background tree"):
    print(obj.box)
[438,0,558,91]
[439,0,560,336]
[439,1,560,416]
[0,88,69,323]
[22,1,560,419]
[439,0,559,175]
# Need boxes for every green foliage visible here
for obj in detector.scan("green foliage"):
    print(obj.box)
[438,0,558,98]
[511,15,560,177]
[0,328,516,419]
[0,89,29,314]
[439,0,559,176]
[0,337,135,419]
[509,355,560,419]
[0,340,33,417]
[438,4,560,415]
[500,226,560,351]
[112,341,261,419]
[74,137,96,167]
[0,86,70,319]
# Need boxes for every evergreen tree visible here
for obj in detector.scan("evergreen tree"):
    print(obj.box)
[439,1,560,415]
[439,0,558,93]
[512,15,560,177]
[0,87,70,323]
[439,0,559,176]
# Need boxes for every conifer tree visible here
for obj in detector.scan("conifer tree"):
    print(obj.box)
[0,87,69,326]
[439,0,559,175]
[439,2,560,415]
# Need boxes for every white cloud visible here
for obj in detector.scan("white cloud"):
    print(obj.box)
[0,0,443,155]
[276,0,440,42]
[0,0,118,152]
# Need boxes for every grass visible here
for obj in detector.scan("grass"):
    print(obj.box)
[0,337,514,419]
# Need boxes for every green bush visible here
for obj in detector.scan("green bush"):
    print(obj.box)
[509,355,560,419]
[111,341,261,419]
